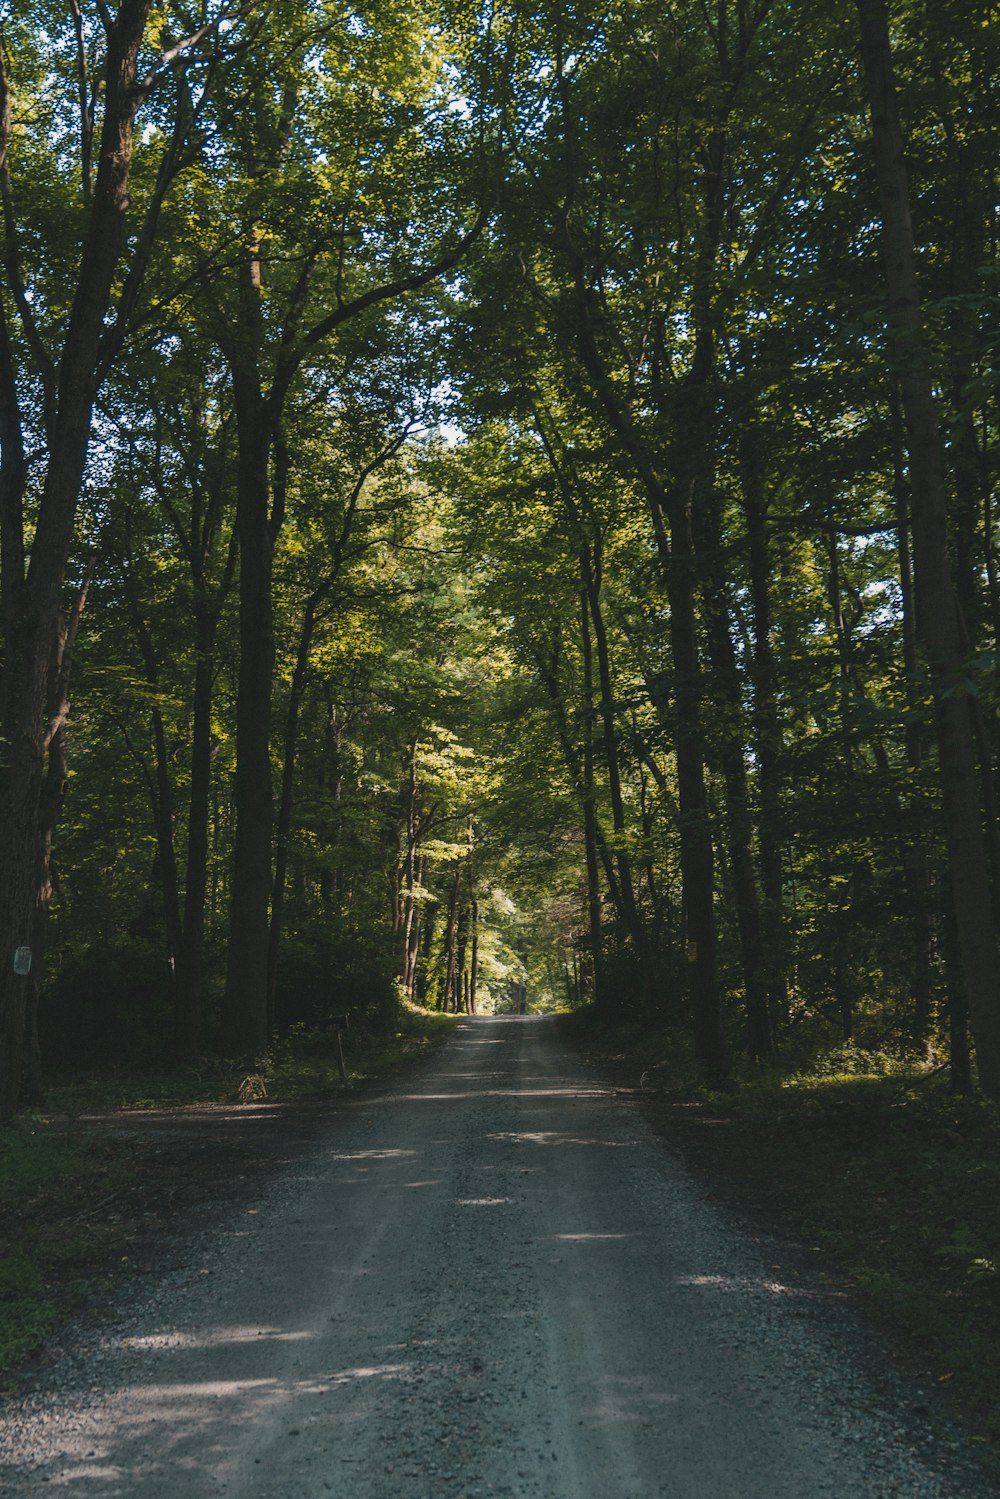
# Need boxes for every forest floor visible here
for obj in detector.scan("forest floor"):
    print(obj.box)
[0,1014,996,1498]
[559,1008,1000,1460]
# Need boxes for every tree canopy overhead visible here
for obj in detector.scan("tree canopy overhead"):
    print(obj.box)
[1,0,999,1110]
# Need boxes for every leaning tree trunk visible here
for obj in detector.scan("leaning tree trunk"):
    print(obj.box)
[857,0,1000,1095]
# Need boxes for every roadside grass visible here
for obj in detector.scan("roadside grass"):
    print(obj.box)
[560,1006,1000,1444]
[39,1004,459,1113]
[267,1008,459,1099]
[0,1116,132,1381]
[0,1005,458,1381]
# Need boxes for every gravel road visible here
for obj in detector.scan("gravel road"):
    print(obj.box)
[0,1015,992,1498]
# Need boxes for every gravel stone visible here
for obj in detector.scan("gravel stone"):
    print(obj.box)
[0,1016,993,1498]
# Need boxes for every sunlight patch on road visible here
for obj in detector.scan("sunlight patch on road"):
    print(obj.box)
[487,1130,629,1146]
[585,1374,681,1424]
[221,1327,313,1343]
[324,1363,410,1386]
[678,1273,799,1296]
[400,1086,609,1102]
[329,1148,418,1160]
[120,1327,313,1352]
[556,1232,632,1241]
[127,1378,282,1397]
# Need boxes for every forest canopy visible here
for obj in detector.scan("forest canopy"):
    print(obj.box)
[0,0,998,1112]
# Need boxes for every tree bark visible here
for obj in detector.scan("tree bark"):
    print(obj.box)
[890,389,937,1052]
[739,414,790,1028]
[581,542,658,1014]
[175,597,222,1057]
[268,596,320,1029]
[222,362,275,1060]
[441,867,462,1012]
[857,0,1000,1096]
[695,488,773,1059]
[578,594,606,1004]
[0,1,152,1116]
[469,892,479,1015]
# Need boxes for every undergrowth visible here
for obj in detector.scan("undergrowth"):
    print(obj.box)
[40,1004,458,1114]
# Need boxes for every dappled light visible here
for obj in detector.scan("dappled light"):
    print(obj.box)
[3,0,999,1489]
[556,1233,632,1243]
[488,1130,631,1147]
[677,1275,810,1299]
[2,1015,982,1498]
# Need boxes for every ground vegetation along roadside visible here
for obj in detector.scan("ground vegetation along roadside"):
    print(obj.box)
[559,1007,1000,1464]
[0,1010,457,1385]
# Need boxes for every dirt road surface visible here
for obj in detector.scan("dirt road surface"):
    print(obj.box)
[0,1016,990,1498]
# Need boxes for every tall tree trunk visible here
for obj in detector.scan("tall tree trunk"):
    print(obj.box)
[222,367,275,1059]
[454,904,470,1015]
[660,488,728,1082]
[891,392,937,1052]
[0,1,152,1115]
[175,603,220,1058]
[538,633,624,934]
[581,543,658,1013]
[578,595,606,1005]
[320,693,343,912]
[416,902,436,1006]
[268,597,319,1029]
[469,892,479,1015]
[126,582,186,1024]
[400,740,420,983]
[740,415,789,1027]
[22,589,84,1105]
[857,0,1000,1096]
[943,900,973,1094]
[695,489,773,1058]
[441,867,462,1012]
[148,704,185,992]
[405,857,426,1001]
[564,228,727,1081]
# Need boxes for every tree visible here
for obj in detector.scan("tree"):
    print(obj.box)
[856,0,1000,1096]
[0,1,230,1114]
